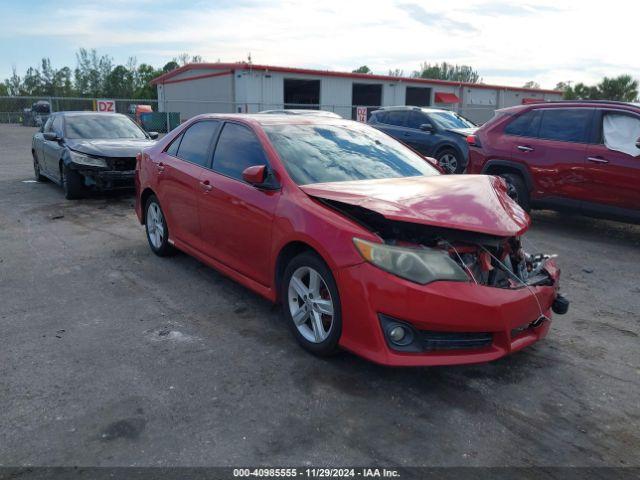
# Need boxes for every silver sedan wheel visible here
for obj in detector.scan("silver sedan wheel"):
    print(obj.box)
[146,202,165,249]
[438,153,458,173]
[288,266,334,343]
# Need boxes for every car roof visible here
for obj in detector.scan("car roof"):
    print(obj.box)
[187,113,358,127]
[497,100,640,114]
[53,111,128,117]
[373,106,454,114]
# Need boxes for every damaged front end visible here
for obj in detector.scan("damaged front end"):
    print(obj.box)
[325,197,563,297]
[67,149,136,190]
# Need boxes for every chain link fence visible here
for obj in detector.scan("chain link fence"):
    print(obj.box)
[1,95,496,133]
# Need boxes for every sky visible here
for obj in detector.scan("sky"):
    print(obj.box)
[0,0,637,89]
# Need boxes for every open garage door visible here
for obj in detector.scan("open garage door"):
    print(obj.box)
[284,79,320,109]
[406,86,432,107]
[352,83,382,120]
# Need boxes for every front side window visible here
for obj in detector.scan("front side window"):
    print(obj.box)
[407,111,429,130]
[504,110,541,137]
[52,116,63,136]
[602,112,640,157]
[176,121,220,167]
[43,116,54,133]
[64,115,147,139]
[538,109,593,143]
[212,123,268,180]
[264,122,439,185]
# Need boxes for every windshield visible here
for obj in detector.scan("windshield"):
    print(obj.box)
[264,123,439,185]
[64,115,147,139]
[428,111,476,129]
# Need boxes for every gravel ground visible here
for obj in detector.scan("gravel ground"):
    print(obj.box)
[0,123,638,468]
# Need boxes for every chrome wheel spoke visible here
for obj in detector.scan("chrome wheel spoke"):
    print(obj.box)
[311,311,325,342]
[292,305,309,326]
[314,299,333,316]
[290,276,309,299]
[308,270,320,296]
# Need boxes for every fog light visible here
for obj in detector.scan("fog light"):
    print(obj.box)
[389,326,406,343]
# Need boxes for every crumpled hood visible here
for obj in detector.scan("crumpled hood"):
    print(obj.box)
[300,174,529,237]
[66,138,156,158]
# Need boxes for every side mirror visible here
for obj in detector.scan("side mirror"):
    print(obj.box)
[43,132,60,142]
[419,123,435,133]
[242,165,267,185]
[148,131,159,140]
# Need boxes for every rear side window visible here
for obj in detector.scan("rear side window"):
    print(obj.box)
[370,111,385,123]
[538,109,592,143]
[176,121,220,167]
[504,110,541,137]
[212,123,268,181]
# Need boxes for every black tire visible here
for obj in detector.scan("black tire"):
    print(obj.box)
[61,164,85,200]
[436,148,463,174]
[281,251,342,357]
[32,151,47,182]
[500,173,530,212]
[144,195,176,257]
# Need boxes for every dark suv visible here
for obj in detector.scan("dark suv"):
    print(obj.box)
[467,101,640,223]
[368,106,477,173]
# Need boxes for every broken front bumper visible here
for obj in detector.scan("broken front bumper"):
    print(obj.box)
[335,259,562,367]
[74,167,135,190]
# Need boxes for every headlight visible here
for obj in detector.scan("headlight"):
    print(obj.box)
[69,150,108,168]
[353,238,469,285]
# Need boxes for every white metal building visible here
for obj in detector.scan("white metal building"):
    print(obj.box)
[151,62,562,124]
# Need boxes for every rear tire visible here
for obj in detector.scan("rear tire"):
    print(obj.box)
[145,195,176,257]
[61,164,85,200]
[281,252,342,357]
[500,173,530,212]
[436,148,462,174]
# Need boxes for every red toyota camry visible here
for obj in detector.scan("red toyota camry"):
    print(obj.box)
[135,114,568,367]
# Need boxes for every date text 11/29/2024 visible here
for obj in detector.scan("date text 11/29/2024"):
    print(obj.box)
[233,468,400,478]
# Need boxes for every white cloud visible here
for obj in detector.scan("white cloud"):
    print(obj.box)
[2,0,639,88]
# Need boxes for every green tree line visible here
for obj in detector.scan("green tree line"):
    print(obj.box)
[0,48,203,99]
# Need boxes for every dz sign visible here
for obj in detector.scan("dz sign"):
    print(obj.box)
[96,99,116,113]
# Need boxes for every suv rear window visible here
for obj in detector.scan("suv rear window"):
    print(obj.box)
[538,109,592,143]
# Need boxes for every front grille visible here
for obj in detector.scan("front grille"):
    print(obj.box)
[419,330,493,351]
[110,158,136,171]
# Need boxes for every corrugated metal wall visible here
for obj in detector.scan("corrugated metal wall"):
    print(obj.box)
[158,67,564,123]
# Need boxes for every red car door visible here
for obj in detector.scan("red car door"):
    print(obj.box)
[156,120,220,250]
[584,109,640,211]
[198,122,280,286]
[510,108,593,203]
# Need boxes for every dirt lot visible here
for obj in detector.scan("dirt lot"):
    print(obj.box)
[0,123,638,468]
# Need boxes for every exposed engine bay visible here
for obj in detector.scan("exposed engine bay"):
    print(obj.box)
[322,199,555,289]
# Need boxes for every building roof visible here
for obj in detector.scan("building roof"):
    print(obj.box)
[150,62,560,94]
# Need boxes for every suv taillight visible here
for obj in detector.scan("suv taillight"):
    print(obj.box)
[466,134,481,148]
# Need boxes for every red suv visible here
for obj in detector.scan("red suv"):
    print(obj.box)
[136,114,567,367]
[467,101,640,223]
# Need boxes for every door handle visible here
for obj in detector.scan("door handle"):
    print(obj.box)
[517,145,534,152]
[157,162,165,173]
[199,180,213,192]
[587,156,609,164]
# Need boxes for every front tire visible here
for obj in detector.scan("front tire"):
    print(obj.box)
[281,252,342,356]
[500,173,530,212]
[62,164,85,199]
[436,148,462,174]
[33,152,47,182]
[145,195,176,257]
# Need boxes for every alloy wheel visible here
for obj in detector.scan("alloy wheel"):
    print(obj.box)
[438,153,458,174]
[288,266,335,343]
[146,202,165,249]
